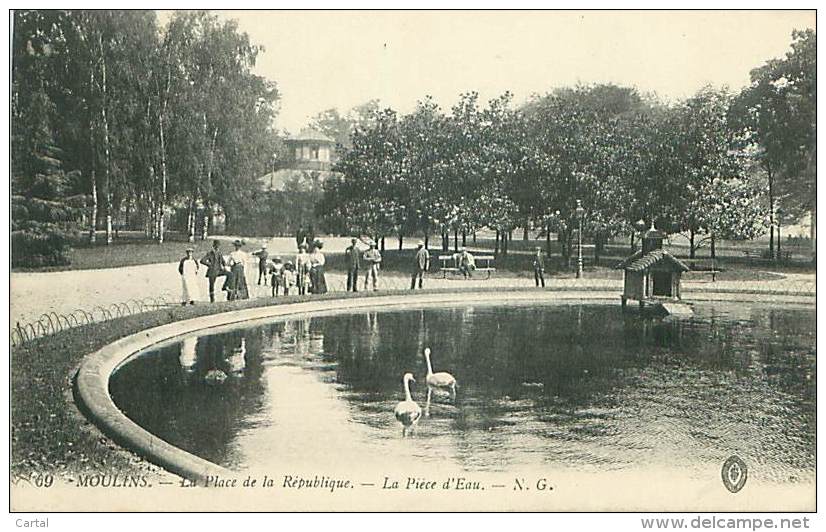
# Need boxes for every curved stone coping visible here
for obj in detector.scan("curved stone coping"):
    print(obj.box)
[75,289,813,482]
[75,291,615,482]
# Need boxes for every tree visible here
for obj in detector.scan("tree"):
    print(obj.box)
[11,84,86,266]
[732,29,816,259]
[523,85,648,263]
[310,99,381,152]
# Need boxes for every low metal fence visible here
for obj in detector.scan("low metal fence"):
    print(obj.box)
[10,293,177,347]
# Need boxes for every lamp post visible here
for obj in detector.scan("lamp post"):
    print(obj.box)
[575,199,584,279]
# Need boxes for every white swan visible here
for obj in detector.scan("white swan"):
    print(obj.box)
[394,373,422,437]
[424,347,457,399]
[204,368,228,385]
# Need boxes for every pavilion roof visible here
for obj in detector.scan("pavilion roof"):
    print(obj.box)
[288,128,335,143]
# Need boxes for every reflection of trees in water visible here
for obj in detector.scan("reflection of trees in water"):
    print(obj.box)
[319,304,812,416]
[110,329,270,468]
[113,304,815,475]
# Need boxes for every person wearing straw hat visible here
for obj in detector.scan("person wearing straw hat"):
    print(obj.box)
[178,247,200,306]
[282,261,297,295]
[456,246,476,279]
[269,256,284,297]
[252,243,270,285]
[295,242,311,295]
[410,241,430,289]
[363,241,382,291]
[224,239,250,301]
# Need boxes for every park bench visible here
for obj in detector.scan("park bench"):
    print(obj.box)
[438,254,496,279]
[742,249,792,261]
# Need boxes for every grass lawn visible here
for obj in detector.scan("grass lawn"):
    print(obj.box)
[13,230,814,277]
[12,232,271,272]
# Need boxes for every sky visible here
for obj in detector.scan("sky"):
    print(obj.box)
[160,10,815,133]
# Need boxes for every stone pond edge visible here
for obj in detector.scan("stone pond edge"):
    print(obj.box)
[73,289,814,483]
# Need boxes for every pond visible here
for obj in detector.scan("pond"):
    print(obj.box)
[110,301,815,488]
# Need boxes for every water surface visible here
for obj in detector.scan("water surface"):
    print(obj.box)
[110,301,816,484]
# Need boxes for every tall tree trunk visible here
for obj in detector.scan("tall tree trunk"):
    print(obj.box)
[559,228,570,265]
[89,150,97,244]
[157,59,171,245]
[811,208,816,261]
[689,228,696,259]
[630,232,635,252]
[594,234,603,266]
[461,229,466,247]
[188,201,196,243]
[398,234,403,250]
[494,230,500,256]
[710,232,716,260]
[441,230,449,252]
[768,165,775,260]
[523,222,529,240]
[472,231,476,244]
[381,236,386,252]
[202,125,219,241]
[777,220,782,261]
[453,228,458,252]
[545,221,552,257]
[202,202,210,241]
[424,231,429,250]
[99,37,113,246]
[88,64,98,244]
[502,231,509,257]
[146,195,154,238]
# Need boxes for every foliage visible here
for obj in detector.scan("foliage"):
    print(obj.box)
[11,9,281,249]
[11,85,86,266]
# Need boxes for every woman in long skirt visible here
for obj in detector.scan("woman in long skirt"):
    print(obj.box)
[226,240,250,300]
[179,248,201,305]
[309,240,327,294]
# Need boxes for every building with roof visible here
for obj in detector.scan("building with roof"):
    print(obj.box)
[259,127,341,192]
[616,226,691,312]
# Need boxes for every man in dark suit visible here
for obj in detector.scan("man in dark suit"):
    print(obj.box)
[345,238,361,292]
[533,247,546,287]
[201,240,227,302]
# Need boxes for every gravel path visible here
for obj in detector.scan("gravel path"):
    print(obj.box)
[10,237,816,328]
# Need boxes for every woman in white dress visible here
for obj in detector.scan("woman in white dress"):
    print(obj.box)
[178,247,201,305]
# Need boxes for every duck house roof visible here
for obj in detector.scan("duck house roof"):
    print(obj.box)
[615,249,690,272]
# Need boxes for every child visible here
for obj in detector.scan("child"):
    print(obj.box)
[282,261,296,295]
[269,257,284,297]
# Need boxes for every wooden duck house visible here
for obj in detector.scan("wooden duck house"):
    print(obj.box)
[616,226,692,316]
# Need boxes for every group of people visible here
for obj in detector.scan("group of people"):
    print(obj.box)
[345,238,384,291]
[261,240,329,297]
[178,238,331,305]
[177,238,551,304]
[178,239,252,305]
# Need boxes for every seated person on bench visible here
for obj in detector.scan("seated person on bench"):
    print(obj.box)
[455,247,476,279]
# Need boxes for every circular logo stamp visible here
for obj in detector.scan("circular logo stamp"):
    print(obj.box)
[721,455,748,493]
